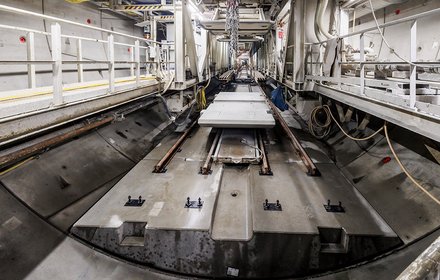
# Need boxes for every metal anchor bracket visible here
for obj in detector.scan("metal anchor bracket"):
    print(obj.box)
[263,199,282,211]
[324,200,345,213]
[124,195,145,207]
[184,197,203,209]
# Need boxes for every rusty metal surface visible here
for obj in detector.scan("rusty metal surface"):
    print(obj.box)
[268,99,320,176]
[153,119,198,173]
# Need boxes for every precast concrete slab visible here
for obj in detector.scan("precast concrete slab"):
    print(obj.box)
[72,125,402,278]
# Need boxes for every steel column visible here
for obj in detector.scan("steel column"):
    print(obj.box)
[108,34,115,93]
[51,23,63,106]
[410,20,417,108]
[293,0,305,86]
[130,46,134,76]
[26,31,36,88]
[359,33,365,95]
[77,39,84,83]
[174,2,185,83]
[135,40,140,86]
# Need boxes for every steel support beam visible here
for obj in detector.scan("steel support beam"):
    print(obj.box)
[174,2,185,83]
[114,4,174,12]
[183,1,198,79]
[293,0,305,87]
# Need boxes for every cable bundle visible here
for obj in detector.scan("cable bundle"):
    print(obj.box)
[226,0,240,65]
[308,105,332,139]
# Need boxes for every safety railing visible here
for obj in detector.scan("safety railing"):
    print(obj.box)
[0,4,170,106]
[305,7,440,113]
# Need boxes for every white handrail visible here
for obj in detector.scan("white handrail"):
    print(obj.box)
[306,7,440,45]
[0,4,159,45]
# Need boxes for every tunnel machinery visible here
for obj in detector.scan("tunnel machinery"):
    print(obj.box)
[0,0,439,279]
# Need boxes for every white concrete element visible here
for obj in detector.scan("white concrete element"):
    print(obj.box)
[214,92,266,102]
[198,91,275,128]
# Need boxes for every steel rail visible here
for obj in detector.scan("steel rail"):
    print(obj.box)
[258,130,272,176]
[267,100,320,176]
[153,119,198,173]
[200,129,221,175]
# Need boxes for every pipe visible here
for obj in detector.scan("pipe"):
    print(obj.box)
[317,0,333,39]
[155,94,172,118]
[153,119,198,173]
[0,116,114,169]
[0,95,166,169]
[314,2,325,42]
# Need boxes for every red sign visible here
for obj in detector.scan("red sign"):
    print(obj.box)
[278,31,283,39]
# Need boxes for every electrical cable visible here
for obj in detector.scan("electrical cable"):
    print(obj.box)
[173,103,195,126]
[367,0,421,67]
[384,123,440,205]
[377,8,386,58]
[323,105,383,141]
[240,138,264,162]
[308,105,332,139]
[320,104,440,206]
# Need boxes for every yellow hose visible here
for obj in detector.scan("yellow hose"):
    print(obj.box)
[0,156,35,176]
[323,105,384,141]
[384,123,440,205]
